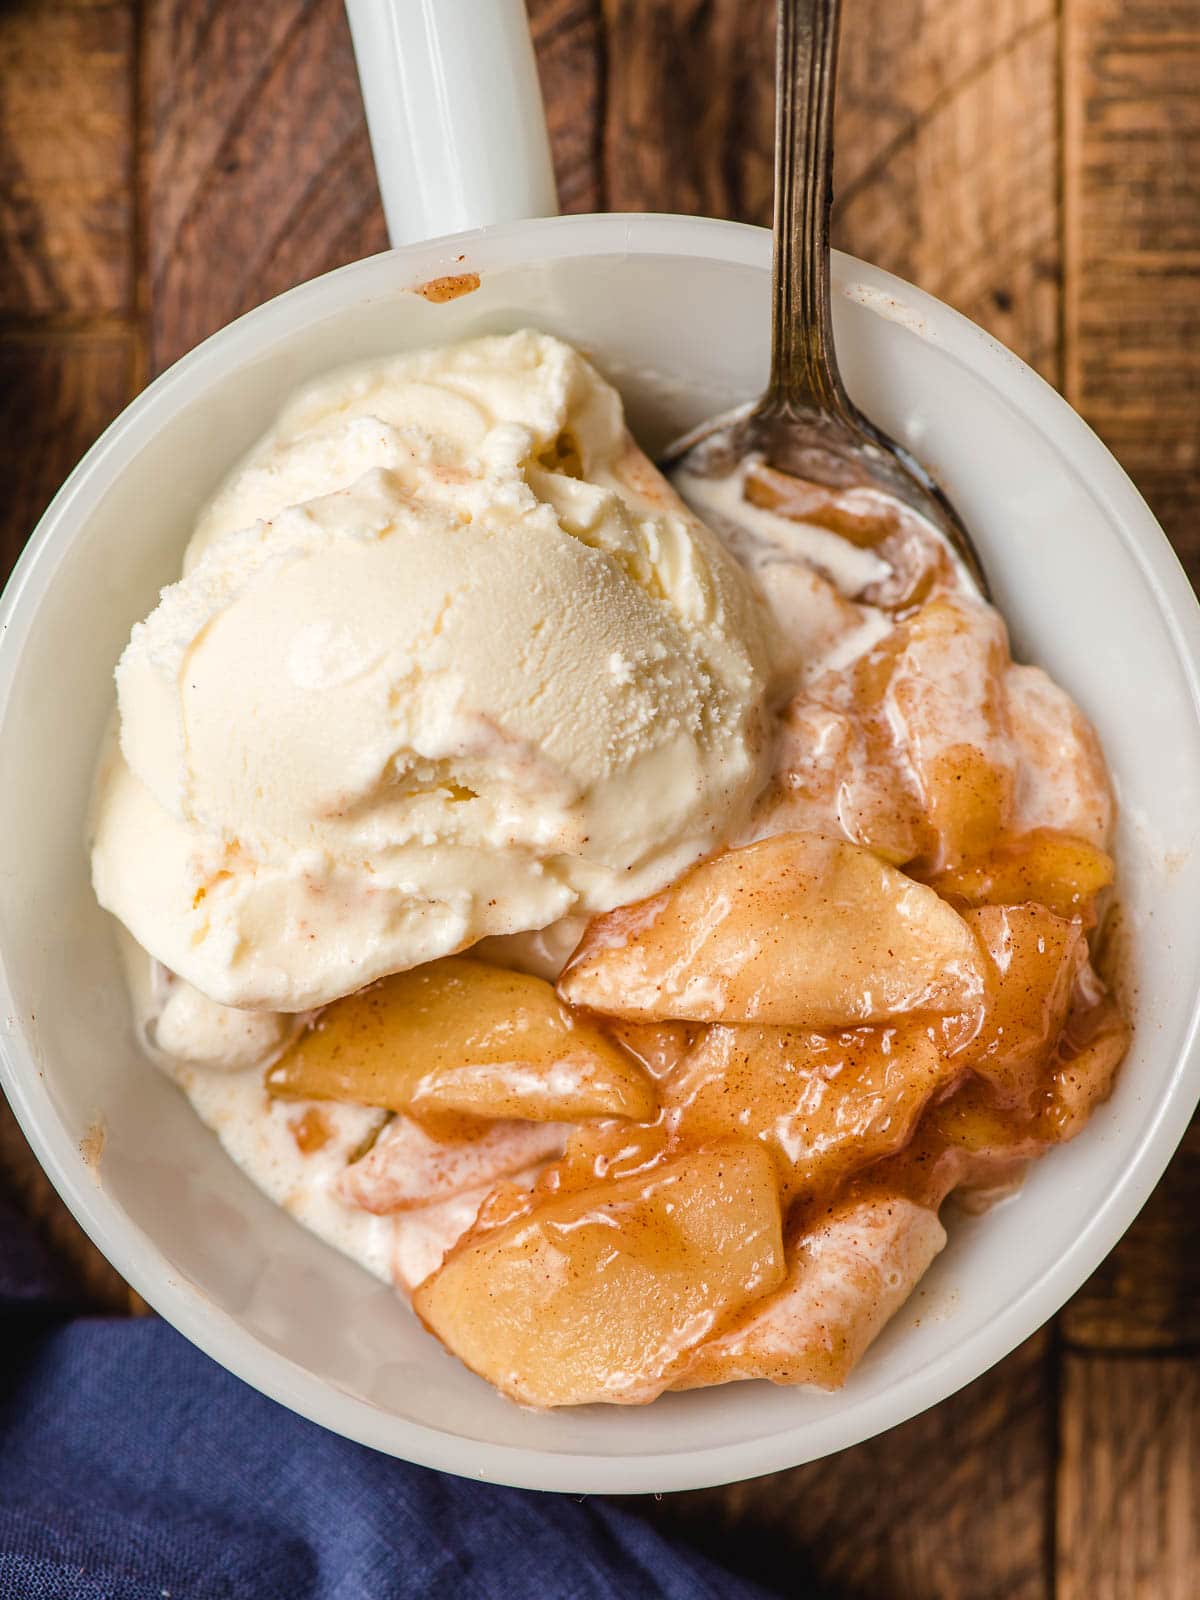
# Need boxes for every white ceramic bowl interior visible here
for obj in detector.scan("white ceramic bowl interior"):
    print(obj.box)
[2,214,1199,1493]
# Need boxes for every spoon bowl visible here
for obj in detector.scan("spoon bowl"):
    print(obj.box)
[665,0,989,596]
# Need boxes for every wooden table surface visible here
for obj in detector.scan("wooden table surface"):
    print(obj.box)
[1,3,1197,1595]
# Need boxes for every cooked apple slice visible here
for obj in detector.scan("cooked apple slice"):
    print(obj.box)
[955,904,1087,1109]
[744,461,897,547]
[608,1020,697,1080]
[862,519,958,613]
[925,1079,1045,1172]
[865,1085,1041,1215]
[885,596,1016,870]
[338,1113,567,1213]
[916,747,1011,869]
[922,985,1129,1192]
[540,1117,673,1200]
[1005,664,1114,849]
[673,1193,946,1391]
[746,701,855,844]
[744,461,957,612]
[267,956,655,1122]
[758,695,930,868]
[414,1141,786,1407]
[905,1075,1053,1212]
[390,1176,543,1296]
[1039,988,1130,1142]
[559,831,984,1027]
[928,828,1114,924]
[836,976,1128,1216]
[836,758,932,868]
[665,1024,950,1200]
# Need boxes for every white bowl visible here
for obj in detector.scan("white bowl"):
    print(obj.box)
[1,214,1198,1494]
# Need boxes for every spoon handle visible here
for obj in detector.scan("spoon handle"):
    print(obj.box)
[766,0,847,420]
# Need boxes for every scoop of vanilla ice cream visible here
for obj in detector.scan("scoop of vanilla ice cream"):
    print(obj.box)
[92,332,771,1011]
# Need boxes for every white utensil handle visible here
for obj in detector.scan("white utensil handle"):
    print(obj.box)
[345,0,559,246]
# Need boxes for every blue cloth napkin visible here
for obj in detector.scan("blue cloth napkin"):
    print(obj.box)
[0,1193,780,1600]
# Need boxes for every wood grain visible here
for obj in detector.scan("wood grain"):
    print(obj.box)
[142,0,385,374]
[636,1334,1054,1600]
[0,333,135,581]
[0,3,134,317]
[530,0,605,214]
[1063,1116,1200,1352]
[598,0,1062,382]
[837,0,1062,384]
[1063,0,1200,561]
[1058,1355,1200,1600]
[0,2,140,1297]
[601,0,776,224]
[143,0,605,375]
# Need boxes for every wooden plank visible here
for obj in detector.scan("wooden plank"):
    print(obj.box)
[530,0,604,214]
[0,333,135,581]
[0,2,140,1311]
[836,0,1062,382]
[0,2,134,317]
[640,1333,1054,1600]
[1062,1117,1200,1352]
[1062,0,1200,564]
[1058,1355,1200,1600]
[141,0,386,375]
[600,0,1061,381]
[141,0,605,374]
[601,0,775,223]
[142,0,1067,382]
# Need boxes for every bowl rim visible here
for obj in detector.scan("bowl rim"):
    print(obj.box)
[2,210,1199,1494]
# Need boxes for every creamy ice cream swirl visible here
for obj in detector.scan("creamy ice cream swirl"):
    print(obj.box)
[92,332,772,1011]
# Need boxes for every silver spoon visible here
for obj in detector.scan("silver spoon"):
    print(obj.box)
[661,0,989,597]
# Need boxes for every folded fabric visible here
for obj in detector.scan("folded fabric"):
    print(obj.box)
[0,1194,778,1600]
